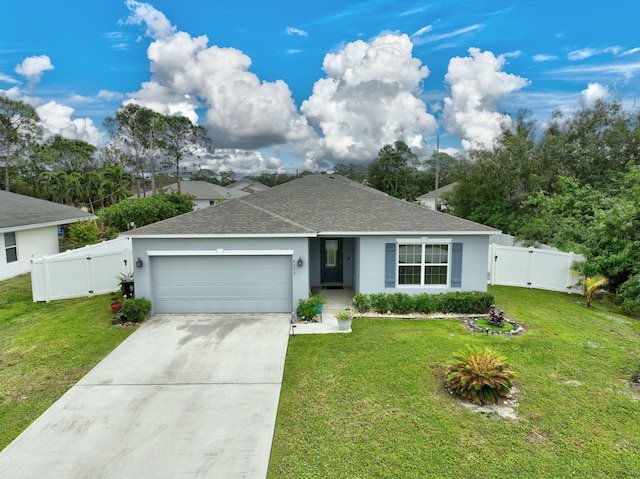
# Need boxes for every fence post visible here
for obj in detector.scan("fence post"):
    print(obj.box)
[567,252,575,294]
[43,256,51,303]
[524,248,531,288]
[489,243,496,285]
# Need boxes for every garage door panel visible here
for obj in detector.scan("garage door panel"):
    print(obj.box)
[151,255,292,313]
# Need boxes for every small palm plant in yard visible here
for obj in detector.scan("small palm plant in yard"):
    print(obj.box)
[571,267,609,307]
[445,346,515,405]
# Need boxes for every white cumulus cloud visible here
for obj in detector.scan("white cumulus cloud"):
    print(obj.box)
[443,47,529,150]
[15,55,54,86]
[36,101,104,145]
[581,82,610,104]
[301,33,437,164]
[124,0,176,40]
[124,3,315,150]
[197,149,283,176]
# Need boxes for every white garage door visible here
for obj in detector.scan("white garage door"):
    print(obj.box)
[151,255,292,313]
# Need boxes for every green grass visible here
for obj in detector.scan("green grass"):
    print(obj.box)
[268,286,640,479]
[0,274,134,450]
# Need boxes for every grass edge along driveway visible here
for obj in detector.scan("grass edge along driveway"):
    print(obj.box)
[268,286,640,479]
[0,274,134,451]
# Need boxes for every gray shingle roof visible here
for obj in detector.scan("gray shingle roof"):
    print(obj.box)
[162,181,248,199]
[417,182,457,200]
[127,198,313,235]
[127,174,499,236]
[225,180,271,193]
[0,190,95,231]
[129,181,247,200]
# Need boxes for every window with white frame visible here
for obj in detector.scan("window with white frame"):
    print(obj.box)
[398,241,450,286]
[4,232,17,263]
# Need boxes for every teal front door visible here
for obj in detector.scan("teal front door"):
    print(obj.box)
[320,238,343,284]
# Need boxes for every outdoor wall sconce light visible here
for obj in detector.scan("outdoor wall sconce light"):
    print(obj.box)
[297,257,303,267]
[136,257,144,268]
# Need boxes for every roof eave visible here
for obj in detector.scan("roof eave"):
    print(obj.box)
[317,230,501,236]
[0,216,97,234]
[125,232,317,239]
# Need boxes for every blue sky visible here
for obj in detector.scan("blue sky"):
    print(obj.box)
[1,0,639,174]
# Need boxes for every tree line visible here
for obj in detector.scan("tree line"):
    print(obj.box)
[446,101,640,313]
[0,98,211,209]
[1,96,448,209]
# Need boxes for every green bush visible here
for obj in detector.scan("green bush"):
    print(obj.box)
[64,220,99,248]
[351,291,493,315]
[100,192,194,231]
[370,293,392,314]
[388,292,414,314]
[413,293,442,313]
[618,274,640,315]
[445,346,515,405]
[118,297,152,323]
[439,291,493,314]
[296,294,324,321]
[352,293,370,312]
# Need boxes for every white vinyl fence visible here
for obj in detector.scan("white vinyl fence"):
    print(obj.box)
[31,237,133,302]
[488,243,584,293]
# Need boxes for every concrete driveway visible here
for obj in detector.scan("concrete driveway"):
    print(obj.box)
[0,313,291,479]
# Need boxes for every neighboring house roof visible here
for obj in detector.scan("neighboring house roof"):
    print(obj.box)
[0,190,95,232]
[225,180,271,194]
[131,181,248,200]
[163,181,248,199]
[127,175,498,237]
[416,182,457,200]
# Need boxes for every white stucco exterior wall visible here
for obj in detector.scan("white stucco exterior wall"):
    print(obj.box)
[0,226,59,281]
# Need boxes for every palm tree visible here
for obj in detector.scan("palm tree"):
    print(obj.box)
[66,171,84,207]
[82,170,102,214]
[36,170,56,201]
[51,169,69,204]
[572,270,609,307]
[582,275,609,307]
[100,165,134,205]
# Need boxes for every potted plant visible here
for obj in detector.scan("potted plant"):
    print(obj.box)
[110,291,123,314]
[335,309,353,332]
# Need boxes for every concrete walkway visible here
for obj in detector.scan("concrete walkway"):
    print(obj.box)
[291,287,354,335]
[0,313,291,479]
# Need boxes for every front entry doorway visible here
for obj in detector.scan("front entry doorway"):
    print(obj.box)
[320,238,343,285]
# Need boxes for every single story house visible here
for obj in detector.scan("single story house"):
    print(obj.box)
[132,181,248,210]
[126,175,499,314]
[0,190,95,281]
[416,182,457,211]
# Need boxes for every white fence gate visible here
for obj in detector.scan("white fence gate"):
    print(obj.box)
[488,243,583,293]
[31,238,133,302]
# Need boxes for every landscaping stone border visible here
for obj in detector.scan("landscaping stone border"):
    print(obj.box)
[463,315,526,336]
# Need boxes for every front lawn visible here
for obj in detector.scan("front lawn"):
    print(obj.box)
[0,274,134,450]
[268,286,640,478]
